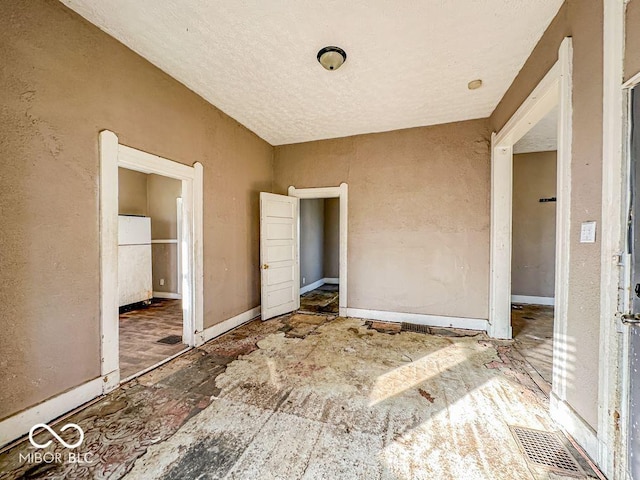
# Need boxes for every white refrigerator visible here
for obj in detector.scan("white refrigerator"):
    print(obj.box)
[118,215,153,307]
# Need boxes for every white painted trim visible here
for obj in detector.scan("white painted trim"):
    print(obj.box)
[176,197,183,296]
[598,0,627,477]
[300,278,325,295]
[550,392,599,463]
[99,131,121,388]
[489,139,513,339]
[151,239,178,244]
[323,277,339,284]
[118,144,194,179]
[288,186,341,199]
[152,291,182,300]
[511,295,555,306]
[193,163,204,339]
[494,63,560,147]
[196,306,261,345]
[100,131,204,383]
[0,377,103,449]
[345,308,488,332]
[490,58,563,341]
[552,38,573,404]
[288,183,348,317]
[623,70,640,89]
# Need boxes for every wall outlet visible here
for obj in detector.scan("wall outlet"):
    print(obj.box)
[302,277,306,285]
[159,278,165,286]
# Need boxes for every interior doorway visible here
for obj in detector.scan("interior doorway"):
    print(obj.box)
[510,105,559,393]
[490,36,579,447]
[289,184,348,317]
[298,197,340,314]
[99,131,204,392]
[117,167,187,380]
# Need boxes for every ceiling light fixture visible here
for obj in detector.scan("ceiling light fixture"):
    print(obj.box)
[468,79,483,90]
[317,46,347,71]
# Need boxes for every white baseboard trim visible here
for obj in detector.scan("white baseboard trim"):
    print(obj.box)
[196,306,261,345]
[300,279,325,295]
[345,308,488,332]
[323,277,339,285]
[153,291,182,300]
[550,392,599,462]
[0,377,103,449]
[511,295,555,306]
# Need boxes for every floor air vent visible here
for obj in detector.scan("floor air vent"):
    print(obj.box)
[157,335,182,345]
[400,322,430,334]
[510,426,585,476]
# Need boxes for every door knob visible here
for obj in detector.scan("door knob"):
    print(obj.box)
[262,264,269,269]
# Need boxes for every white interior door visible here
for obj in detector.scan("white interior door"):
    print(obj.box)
[260,192,299,320]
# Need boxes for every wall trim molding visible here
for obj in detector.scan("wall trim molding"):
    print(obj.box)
[323,277,339,284]
[345,308,488,332]
[196,306,261,345]
[300,279,325,295]
[511,295,555,306]
[550,393,599,463]
[0,377,103,449]
[152,291,182,300]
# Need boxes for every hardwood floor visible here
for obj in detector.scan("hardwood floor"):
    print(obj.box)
[119,299,187,379]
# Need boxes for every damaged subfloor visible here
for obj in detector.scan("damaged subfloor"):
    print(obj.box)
[299,284,339,314]
[0,311,600,480]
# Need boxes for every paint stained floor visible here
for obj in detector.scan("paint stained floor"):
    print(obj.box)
[512,304,554,390]
[299,284,339,314]
[0,311,598,479]
[119,299,187,379]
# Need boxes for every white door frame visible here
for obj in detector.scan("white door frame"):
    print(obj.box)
[288,183,348,317]
[599,0,632,476]
[99,130,204,392]
[489,39,571,342]
[491,36,581,446]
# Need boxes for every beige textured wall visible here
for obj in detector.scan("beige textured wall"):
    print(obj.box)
[323,198,340,279]
[300,199,325,288]
[147,174,181,240]
[147,174,181,293]
[0,0,272,420]
[512,151,557,298]
[275,119,491,319]
[490,0,603,429]
[626,0,640,81]
[118,168,148,216]
[152,244,179,294]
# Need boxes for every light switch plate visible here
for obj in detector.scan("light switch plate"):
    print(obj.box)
[580,221,596,243]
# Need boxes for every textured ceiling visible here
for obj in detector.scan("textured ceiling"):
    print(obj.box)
[514,105,558,154]
[62,0,564,145]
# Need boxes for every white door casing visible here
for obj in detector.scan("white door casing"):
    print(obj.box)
[260,192,300,320]
[287,184,348,317]
[99,130,204,392]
